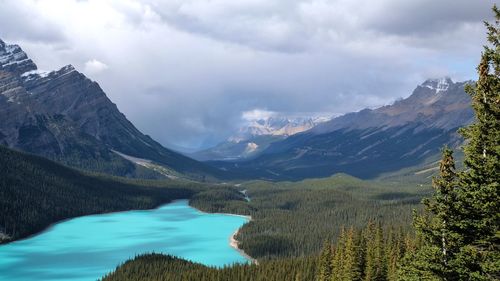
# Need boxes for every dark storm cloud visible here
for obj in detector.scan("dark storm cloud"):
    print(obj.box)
[366,0,494,36]
[0,0,494,149]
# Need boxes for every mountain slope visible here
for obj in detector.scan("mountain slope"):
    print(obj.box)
[0,38,221,180]
[0,145,196,242]
[211,78,474,180]
[191,116,328,161]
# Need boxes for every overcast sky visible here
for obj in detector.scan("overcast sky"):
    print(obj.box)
[0,0,495,150]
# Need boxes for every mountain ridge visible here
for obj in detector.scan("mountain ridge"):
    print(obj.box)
[0,38,221,180]
[209,78,474,180]
[191,116,329,161]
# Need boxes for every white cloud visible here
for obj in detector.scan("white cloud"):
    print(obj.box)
[0,0,495,149]
[242,109,277,121]
[84,59,109,74]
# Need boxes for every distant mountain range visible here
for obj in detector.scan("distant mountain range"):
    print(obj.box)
[209,78,474,180]
[0,38,220,180]
[0,38,475,182]
[190,116,329,161]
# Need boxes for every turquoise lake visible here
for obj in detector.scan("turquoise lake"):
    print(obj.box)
[0,200,250,281]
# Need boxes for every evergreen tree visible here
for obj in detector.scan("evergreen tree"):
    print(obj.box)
[398,148,459,280]
[364,222,386,281]
[318,240,334,281]
[331,227,346,281]
[453,5,500,279]
[342,227,362,281]
[400,6,500,280]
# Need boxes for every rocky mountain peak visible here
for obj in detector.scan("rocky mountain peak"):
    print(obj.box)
[0,38,220,180]
[420,77,454,93]
[231,116,328,142]
[0,40,37,75]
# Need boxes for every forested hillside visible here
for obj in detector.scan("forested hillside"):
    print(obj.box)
[0,145,201,242]
[101,253,317,281]
[191,175,427,259]
[102,224,413,281]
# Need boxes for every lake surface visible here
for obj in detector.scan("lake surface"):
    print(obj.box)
[0,200,250,281]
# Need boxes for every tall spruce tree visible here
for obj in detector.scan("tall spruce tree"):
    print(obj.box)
[399,6,500,281]
[342,227,362,281]
[318,240,334,281]
[398,148,459,280]
[453,5,500,279]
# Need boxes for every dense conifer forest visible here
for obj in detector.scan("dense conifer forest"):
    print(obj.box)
[191,175,427,259]
[101,253,317,281]
[0,145,202,242]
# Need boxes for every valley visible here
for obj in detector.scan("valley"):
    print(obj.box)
[0,3,498,281]
[0,143,429,280]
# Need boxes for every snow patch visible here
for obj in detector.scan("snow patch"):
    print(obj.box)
[421,77,452,93]
[21,69,49,80]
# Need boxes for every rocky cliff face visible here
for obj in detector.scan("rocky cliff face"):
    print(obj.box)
[210,78,474,180]
[313,78,472,134]
[0,38,219,180]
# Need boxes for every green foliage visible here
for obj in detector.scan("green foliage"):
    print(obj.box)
[316,224,410,281]
[399,6,500,280]
[317,240,334,281]
[398,148,461,280]
[0,145,201,242]
[101,253,317,281]
[191,175,426,259]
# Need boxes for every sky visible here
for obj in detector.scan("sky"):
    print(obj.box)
[0,0,496,150]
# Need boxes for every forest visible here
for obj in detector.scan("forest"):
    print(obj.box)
[190,175,426,259]
[0,145,204,242]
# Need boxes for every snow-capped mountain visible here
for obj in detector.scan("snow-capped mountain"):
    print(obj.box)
[192,116,330,161]
[0,38,221,180]
[210,78,475,180]
[231,116,329,141]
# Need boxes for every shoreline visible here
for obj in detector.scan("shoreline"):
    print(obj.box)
[229,227,258,265]
[191,205,257,264]
[4,198,259,265]
[0,199,181,245]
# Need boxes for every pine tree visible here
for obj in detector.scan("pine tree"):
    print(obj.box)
[342,227,361,281]
[363,222,386,281]
[453,5,500,279]
[331,227,346,281]
[398,148,459,280]
[399,5,500,281]
[318,240,334,281]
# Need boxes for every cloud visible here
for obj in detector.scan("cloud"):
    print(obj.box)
[0,0,65,43]
[84,59,109,74]
[0,0,495,149]
[242,109,277,121]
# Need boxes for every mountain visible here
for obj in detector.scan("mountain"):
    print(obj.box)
[231,116,328,141]
[210,78,474,180]
[0,38,220,180]
[191,116,328,161]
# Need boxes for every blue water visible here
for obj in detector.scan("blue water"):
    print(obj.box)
[0,200,250,281]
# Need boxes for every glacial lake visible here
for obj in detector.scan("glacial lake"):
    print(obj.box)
[0,200,250,281]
